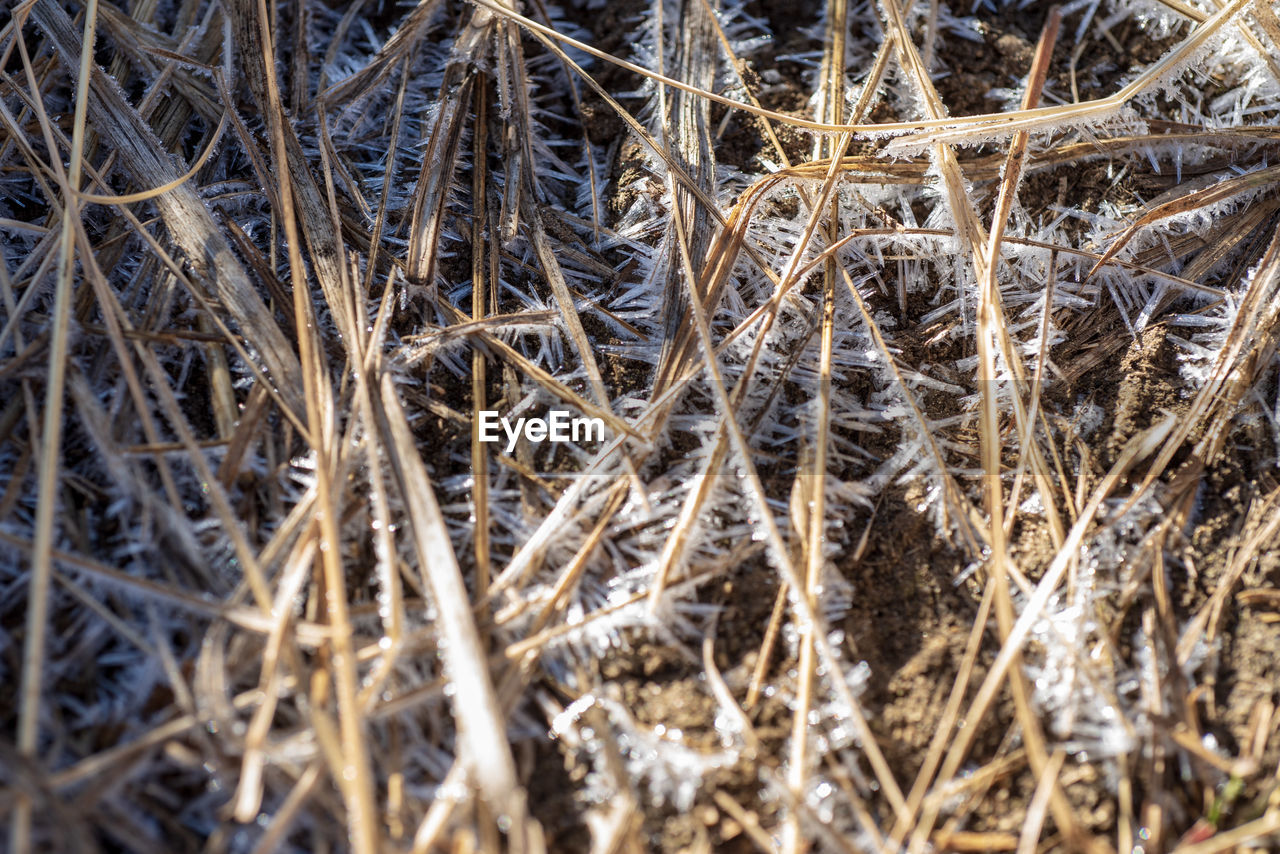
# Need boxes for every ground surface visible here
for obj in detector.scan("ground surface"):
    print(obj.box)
[2,0,1280,851]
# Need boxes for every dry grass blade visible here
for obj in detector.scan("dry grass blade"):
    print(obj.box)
[9,2,96,848]
[242,1,378,847]
[912,413,1178,851]
[377,372,536,844]
[6,0,1280,847]
[25,0,304,414]
[1086,164,1280,283]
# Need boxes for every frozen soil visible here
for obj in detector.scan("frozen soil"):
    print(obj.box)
[4,0,1280,850]
[530,0,1280,849]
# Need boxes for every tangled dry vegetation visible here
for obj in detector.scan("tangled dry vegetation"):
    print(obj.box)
[4,0,1280,849]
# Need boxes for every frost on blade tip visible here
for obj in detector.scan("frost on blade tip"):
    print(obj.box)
[880,106,1146,157]
[549,694,738,811]
[1022,495,1170,759]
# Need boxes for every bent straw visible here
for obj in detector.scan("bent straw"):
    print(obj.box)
[465,0,1251,144]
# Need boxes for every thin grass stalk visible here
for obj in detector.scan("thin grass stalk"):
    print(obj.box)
[247,0,377,846]
[11,1,97,847]
[787,3,847,847]
[471,80,492,603]
[670,164,912,826]
[910,414,1178,852]
[377,370,534,845]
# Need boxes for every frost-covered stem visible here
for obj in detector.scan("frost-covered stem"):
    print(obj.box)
[974,11,1097,852]
[378,373,531,841]
[653,0,720,394]
[984,8,1068,552]
[353,278,405,709]
[12,0,97,846]
[788,4,847,846]
[912,414,1177,853]
[670,152,912,825]
[471,81,492,601]
[248,0,377,846]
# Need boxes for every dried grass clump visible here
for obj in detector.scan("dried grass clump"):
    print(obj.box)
[2,0,1280,850]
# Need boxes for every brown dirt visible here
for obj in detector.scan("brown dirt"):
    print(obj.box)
[535,0,1280,848]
